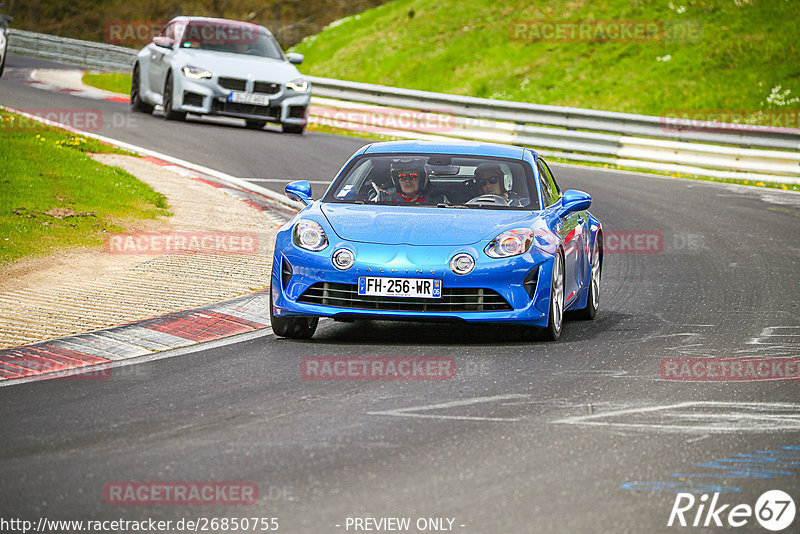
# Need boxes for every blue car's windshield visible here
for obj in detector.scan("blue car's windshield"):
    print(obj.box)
[180,22,283,60]
[324,154,539,210]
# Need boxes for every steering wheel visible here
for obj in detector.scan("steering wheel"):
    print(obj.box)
[465,194,511,206]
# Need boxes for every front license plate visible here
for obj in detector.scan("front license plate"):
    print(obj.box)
[358,277,442,299]
[228,91,270,106]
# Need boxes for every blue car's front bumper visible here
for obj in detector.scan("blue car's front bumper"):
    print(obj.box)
[271,230,558,327]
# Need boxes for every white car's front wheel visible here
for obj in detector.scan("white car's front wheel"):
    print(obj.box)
[162,72,186,121]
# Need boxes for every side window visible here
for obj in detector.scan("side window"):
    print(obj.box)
[542,160,561,200]
[539,160,561,205]
[162,23,175,41]
[537,161,556,206]
[172,22,187,44]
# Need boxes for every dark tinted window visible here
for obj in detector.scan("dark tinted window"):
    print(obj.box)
[180,23,283,59]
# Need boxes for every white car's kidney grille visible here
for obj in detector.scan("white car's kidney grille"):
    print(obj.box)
[253,81,280,94]
[218,77,247,91]
[298,282,511,312]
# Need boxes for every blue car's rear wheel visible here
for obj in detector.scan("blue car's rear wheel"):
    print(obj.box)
[572,236,601,320]
[269,286,318,339]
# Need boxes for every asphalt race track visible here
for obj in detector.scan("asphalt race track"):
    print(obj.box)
[1,54,799,533]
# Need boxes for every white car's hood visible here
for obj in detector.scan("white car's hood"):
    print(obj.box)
[174,49,302,83]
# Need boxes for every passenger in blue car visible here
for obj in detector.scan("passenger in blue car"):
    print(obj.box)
[473,163,526,207]
[370,159,446,204]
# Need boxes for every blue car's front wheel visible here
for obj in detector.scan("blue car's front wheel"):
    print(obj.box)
[538,252,565,341]
[269,285,318,339]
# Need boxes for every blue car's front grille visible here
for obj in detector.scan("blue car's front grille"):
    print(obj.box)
[297,282,512,312]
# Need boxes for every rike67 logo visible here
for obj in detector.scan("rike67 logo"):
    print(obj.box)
[668,490,796,531]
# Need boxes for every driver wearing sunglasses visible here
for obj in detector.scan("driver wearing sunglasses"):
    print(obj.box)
[473,163,523,206]
[370,159,445,204]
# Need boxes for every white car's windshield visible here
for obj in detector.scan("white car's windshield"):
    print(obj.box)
[324,154,539,210]
[180,22,283,60]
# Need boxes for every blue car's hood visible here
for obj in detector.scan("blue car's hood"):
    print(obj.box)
[320,204,534,246]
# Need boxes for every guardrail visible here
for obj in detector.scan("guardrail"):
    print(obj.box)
[8,28,800,184]
[8,29,137,71]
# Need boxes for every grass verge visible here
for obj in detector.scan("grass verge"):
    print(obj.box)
[0,109,170,265]
[292,0,800,118]
[82,71,132,95]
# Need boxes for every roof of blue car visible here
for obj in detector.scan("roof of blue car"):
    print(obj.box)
[362,140,530,159]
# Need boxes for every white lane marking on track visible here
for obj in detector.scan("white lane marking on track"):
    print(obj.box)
[555,401,800,433]
[367,393,530,422]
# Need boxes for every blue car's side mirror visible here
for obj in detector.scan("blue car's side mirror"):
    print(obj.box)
[285,180,312,205]
[560,189,591,216]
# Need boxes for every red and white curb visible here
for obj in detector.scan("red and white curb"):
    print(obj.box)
[2,74,308,384]
[0,290,272,383]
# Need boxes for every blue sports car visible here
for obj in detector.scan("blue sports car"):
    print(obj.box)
[270,141,603,341]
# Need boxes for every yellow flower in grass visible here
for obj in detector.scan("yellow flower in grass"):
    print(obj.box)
[756,181,764,187]
[781,184,788,190]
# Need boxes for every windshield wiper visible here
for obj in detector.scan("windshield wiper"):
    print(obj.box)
[436,203,468,209]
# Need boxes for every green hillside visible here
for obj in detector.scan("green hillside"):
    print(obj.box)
[292,0,800,118]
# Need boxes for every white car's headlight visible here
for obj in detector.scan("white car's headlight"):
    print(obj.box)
[286,78,309,92]
[182,65,213,79]
[485,229,534,258]
[293,220,328,251]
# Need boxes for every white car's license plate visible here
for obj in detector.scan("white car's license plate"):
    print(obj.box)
[358,277,442,299]
[228,91,271,106]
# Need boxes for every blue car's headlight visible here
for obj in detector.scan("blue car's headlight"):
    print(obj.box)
[485,229,534,258]
[286,78,309,92]
[293,220,328,251]
[182,65,213,79]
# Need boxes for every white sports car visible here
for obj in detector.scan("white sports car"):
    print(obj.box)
[131,16,310,133]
